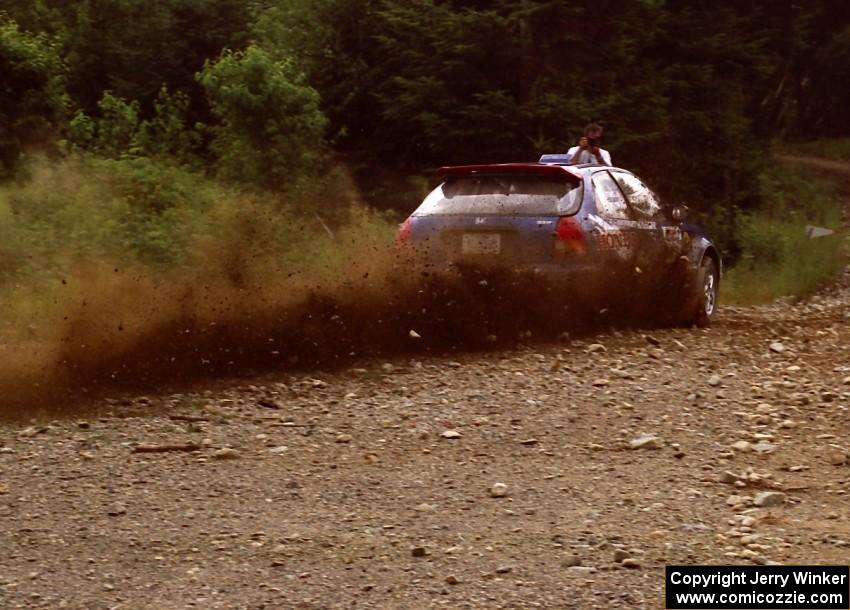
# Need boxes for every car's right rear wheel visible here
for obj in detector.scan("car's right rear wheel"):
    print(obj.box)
[684,256,718,327]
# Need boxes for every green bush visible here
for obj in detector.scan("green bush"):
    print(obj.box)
[0,18,68,175]
[67,88,202,163]
[94,92,141,158]
[135,86,201,162]
[197,46,328,189]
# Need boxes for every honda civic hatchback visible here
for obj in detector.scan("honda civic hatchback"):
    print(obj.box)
[396,160,721,326]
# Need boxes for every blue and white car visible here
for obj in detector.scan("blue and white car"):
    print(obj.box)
[397,159,721,326]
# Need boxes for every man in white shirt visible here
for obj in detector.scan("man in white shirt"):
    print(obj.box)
[567,123,611,165]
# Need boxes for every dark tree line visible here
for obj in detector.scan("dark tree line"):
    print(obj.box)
[2,0,849,208]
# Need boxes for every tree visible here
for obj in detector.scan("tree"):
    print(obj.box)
[197,46,328,188]
[251,0,384,152]
[3,0,253,125]
[0,18,68,175]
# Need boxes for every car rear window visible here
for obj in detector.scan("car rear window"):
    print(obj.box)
[415,175,583,216]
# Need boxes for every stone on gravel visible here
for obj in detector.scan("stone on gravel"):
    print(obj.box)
[769,342,786,354]
[408,330,421,340]
[727,495,747,506]
[445,575,460,585]
[587,343,606,353]
[213,448,241,460]
[732,441,753,453]
[823,445,848,466]
[561,555,582,568]
[441,430,462,439]
[335,434,352,443]
[591,378,610,387]
[411,546,428,558]
[107,502,127,516]
[613,549,630,562]
[752,442,777,455]
[489,482,508,498]
[268,446,288,454]
[621,558,642,569]
[495,565,513,574]
[630,434,661,450]
[753,492,786,508]
[719,471,741,484]
[708,375,722,387]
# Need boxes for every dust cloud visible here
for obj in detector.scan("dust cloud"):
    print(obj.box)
[0,228,605,418]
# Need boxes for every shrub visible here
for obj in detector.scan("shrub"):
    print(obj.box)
[197,46,328,189]
[93,92,141,158]
[67,88,202,164]
[0,19,68,176]
[135,86,201,162]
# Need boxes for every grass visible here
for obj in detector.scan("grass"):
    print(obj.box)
[722,225,845,303]
[722,163,847,304]
[779,138,850,162]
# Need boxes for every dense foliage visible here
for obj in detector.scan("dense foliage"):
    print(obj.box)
[0,19,67,175]
[197,46,327,188]
[1,0,849,209]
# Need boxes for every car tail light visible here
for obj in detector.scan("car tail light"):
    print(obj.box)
[554,216,586,257]
[396,217,412,246]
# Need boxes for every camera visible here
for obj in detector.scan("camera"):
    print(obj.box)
[587,137,600,147]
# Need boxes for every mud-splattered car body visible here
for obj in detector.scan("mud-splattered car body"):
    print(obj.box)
[397,160,721,326]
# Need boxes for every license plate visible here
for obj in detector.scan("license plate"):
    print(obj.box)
[461,233,501,254]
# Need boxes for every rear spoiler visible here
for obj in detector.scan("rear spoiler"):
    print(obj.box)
[436,163,582,183]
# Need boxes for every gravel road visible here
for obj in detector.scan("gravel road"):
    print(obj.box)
[1,261,848,609]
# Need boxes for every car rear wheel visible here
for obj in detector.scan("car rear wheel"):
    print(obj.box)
[687,256,718,327]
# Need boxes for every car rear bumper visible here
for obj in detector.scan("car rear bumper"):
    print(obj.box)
[402,259,606,287]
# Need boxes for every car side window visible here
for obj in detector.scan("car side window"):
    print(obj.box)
[611,172,661,219]
[591,171,632,220]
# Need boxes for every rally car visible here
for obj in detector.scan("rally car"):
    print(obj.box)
[396,158,721,326]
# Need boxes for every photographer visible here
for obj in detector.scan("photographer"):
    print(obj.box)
[567,123,611,165]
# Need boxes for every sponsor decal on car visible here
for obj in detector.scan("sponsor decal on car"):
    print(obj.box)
[593,230,638,251]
